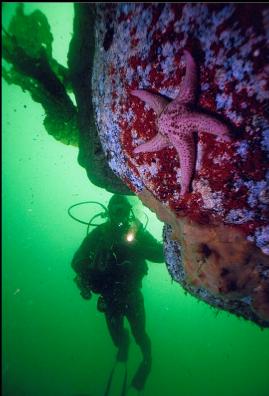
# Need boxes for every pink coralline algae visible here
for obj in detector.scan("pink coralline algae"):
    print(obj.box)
[131,50,231,196]
[92,3,269,325]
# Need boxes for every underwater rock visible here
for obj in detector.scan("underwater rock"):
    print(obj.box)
[92,3,269,326]
[164,223,269,327]
[140,187,269,326]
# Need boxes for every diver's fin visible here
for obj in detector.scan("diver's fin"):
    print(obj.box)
[120,363,128,396]
[103,361,128,396]
[103,361,117,396]
[131,359,152,391]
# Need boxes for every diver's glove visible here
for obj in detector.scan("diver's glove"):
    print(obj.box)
[74,275,92,300]
[80,289,92,300]
[97,296,107,312]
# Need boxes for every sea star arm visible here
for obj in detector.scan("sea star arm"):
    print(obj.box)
[131,89,169,116]
[182,113,232,142]
[169,133,196,195]
[134,133,169,153]
[173,50,197,105]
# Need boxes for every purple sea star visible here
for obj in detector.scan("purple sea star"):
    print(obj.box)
[131,50,232,195]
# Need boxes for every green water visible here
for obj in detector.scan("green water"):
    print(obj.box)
[2,3,269,396]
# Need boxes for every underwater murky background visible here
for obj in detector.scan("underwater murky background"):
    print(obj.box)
[2,3,269,396]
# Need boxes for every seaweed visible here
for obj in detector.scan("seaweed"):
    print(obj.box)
[2,3,132,194]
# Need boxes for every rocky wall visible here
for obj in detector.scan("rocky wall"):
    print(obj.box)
[91,3,269,326]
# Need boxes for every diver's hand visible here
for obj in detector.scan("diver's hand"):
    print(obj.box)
[80,289,92,300]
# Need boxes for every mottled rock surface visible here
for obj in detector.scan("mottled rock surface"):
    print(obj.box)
[91,3,269,326]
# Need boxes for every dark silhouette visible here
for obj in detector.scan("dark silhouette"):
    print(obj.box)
[71,194,164,390]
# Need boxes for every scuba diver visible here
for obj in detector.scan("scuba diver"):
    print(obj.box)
[71,194,164,392]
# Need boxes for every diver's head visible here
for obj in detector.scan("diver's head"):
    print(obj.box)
[108,194,131,229]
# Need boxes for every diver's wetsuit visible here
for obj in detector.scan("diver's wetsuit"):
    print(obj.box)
[72,219,164,389]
